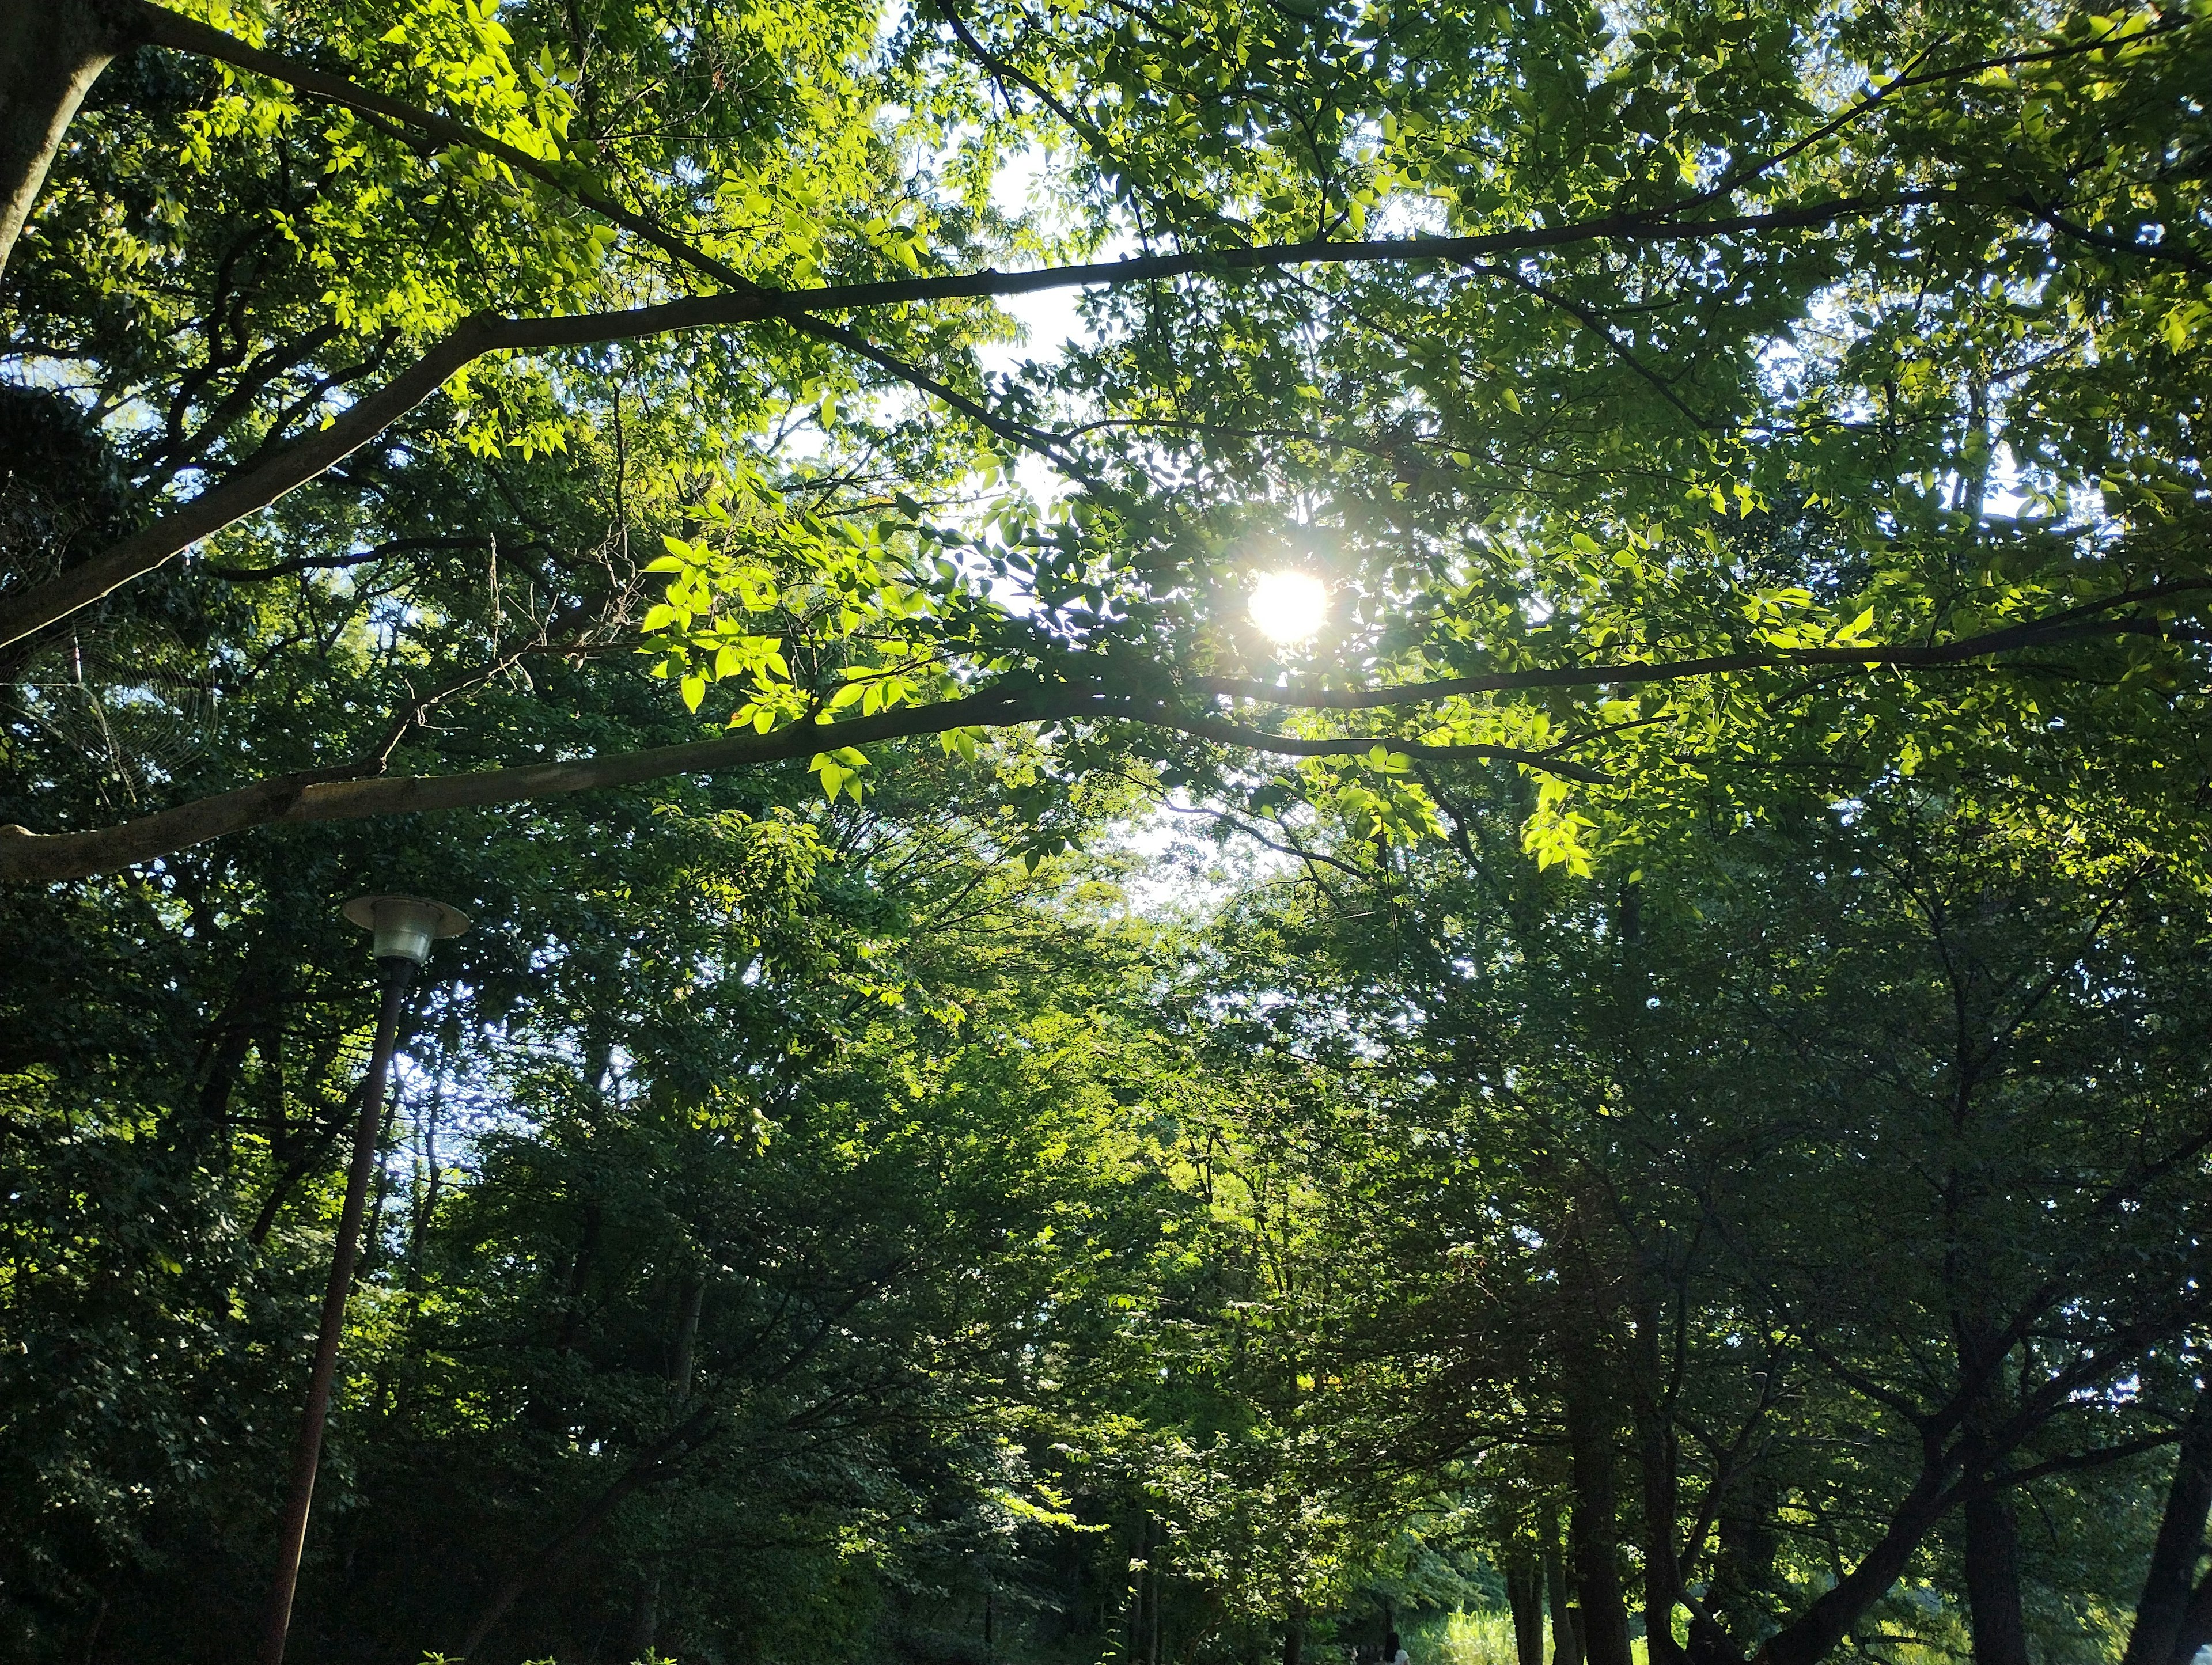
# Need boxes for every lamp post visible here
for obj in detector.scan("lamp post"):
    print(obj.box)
[259,896,468,1665]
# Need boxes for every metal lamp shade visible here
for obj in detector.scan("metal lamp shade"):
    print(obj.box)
[341,894,469,964]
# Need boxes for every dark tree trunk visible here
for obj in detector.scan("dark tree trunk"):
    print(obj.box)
[1954,1314,2028,1665]
[1130,1514,1156,1665]
[172,934,286,1165]
[1562,1366,1634,1665]
[0,0,149,278]
[2171,1574,2212,1665]
[1549,1192,1632,1665]
[626,1579,658,1661]
[1150,1545,1164,1665]
[1546,1542,1583,1665]
[1961,1486,2029,1665]
[2123,1376,2212,1665]
[1630,1295,1688,1665]
[1713,1473,1779,1642]
[626,1274,705,1660]
[554,1203,603,1355]
[1283,1602,1304,1665]
[1507,1556,1546,1665]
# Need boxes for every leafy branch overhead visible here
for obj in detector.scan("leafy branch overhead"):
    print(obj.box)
[0,0,2207,883]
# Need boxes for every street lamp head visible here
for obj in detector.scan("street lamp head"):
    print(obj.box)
[342,894,469,965]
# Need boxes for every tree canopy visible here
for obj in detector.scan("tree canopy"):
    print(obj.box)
[4,0,2212,1662]
[1,0,2206,877]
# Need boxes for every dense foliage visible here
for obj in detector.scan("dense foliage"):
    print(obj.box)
[4,0,2212,1661]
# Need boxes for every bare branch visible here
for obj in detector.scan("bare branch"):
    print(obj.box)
[198,534,507,582]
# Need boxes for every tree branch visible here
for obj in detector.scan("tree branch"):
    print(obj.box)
[0,313,502,648]
[789,316,1107,491]
[1142,706,1615,783]
[0,193,1959,649]
[129,1,739,290]
[1460,257,1714,427]
[0,673,1630,882]
[1195,590,2212,708]
[456,1399,722,1659]
[198,533,509,581]
[6,566,2197,875]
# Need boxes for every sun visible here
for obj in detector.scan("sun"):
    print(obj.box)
[1247,571,1329,645]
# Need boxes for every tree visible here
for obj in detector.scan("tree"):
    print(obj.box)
[0,674,1225,1660]
[9,2,2212,1661]
[2,0,2206,882]
[1153,666,2212,1665]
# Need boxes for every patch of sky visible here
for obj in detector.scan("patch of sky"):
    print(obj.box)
[1106,790,1300,919]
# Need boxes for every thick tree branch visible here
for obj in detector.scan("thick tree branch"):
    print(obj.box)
[0,0,149,274]
[0,676,1624,881]
[1753,1459,1961,1665]
[1145,707,1614,783]
[2026,199,2212,277]
[7,571,2202,877]
[1197,591,2212,708]
[0,314,502,648]
[0,194,1960,650]
[0,684,1057,882]
[134,3,1116,498]
[456,1399,722,1660]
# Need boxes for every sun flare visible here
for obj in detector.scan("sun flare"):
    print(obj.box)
[1247,571,1329,645]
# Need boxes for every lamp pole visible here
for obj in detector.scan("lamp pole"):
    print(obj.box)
[258,896,468,1665]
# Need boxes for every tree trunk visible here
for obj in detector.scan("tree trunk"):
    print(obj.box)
[1283,1600,1304,1665]
[1130,1514,1155,1665]
[2123,1376,2212,1665]
[1961,1487,2029,1665]
[1713,1473,1779,1643]
[1562,1366,1634,1665]
[1546,1542,1583,1665]
[555,1203,603,1355]
[1954,1312,2027,1665]
[626,1579,659,1662]
[2169,1573,2212,1665]
[458,1401,719,1659]
[1755,1462,1955,1665]
[1507,1556,1546,1665]
[626,1275,704,1660]
[1630,1295,1688,1665]
[172,932,285,1165]
[0,0,151,278]
[1150,1541,1164,1665]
